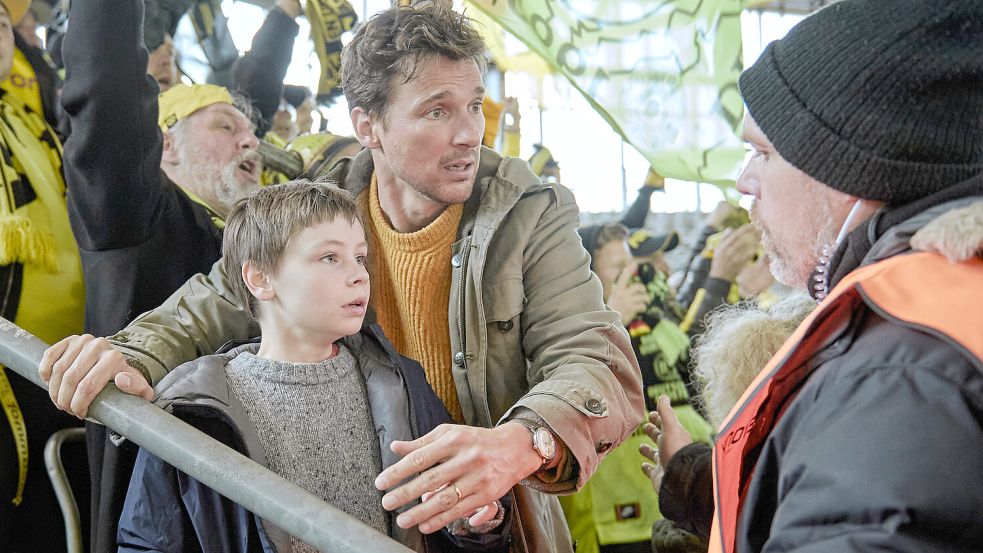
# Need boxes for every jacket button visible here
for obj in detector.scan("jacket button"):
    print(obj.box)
[110,333,129,344]
[497,320,513,332]
[596,441,612,453]
[451,254,462,268]
[453,351,465,367]
[585,399,604,414]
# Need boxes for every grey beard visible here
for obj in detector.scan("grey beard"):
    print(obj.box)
[751,202,836,291]
[184,150,261,215]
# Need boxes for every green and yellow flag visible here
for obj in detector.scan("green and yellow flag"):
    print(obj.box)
[466,0,746,185]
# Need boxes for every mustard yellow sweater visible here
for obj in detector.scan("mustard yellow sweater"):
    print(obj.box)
[358,176,464,422]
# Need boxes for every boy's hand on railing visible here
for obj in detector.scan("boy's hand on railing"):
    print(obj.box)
[374,422,542,535]
[39,334,154,419]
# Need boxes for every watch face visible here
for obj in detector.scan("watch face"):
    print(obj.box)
[533,427,557,460]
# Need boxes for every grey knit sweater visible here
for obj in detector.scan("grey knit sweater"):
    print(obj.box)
[225,345,387,552]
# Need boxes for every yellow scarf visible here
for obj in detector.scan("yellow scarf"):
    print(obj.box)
[0,49,43,117]
[0,91,84,340]
[0,90,84,507]
[178,186,226,229]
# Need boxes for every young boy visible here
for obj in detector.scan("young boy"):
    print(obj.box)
[116,181,508,552]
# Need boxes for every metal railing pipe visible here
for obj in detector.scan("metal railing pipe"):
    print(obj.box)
[0,317,412,553]
[44,427,86,553]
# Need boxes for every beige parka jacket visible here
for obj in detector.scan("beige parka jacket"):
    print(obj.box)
[109,147,645,553]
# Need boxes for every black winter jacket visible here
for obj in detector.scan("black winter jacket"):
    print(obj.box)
[61,0,224,550]
[660,183,983,551]
[13,32,64,138]
[61,0,224,339]
[231,7,300,137]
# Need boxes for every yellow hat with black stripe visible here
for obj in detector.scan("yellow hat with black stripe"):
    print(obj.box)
[528,144,557,176]
[158,83,234,131]
[628,229,679,257]
[0,0,30,24]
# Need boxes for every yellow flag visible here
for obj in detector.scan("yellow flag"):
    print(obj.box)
[465,0,746,186]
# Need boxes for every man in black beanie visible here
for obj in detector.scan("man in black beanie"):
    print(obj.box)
[645,1,983,551]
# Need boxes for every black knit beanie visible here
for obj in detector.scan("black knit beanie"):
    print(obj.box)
[739,0,983,206]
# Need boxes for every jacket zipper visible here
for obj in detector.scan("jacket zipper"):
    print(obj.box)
[367,325,420,437]
[456,235,472,367]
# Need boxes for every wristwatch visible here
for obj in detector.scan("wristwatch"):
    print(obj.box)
[511,418,557,471]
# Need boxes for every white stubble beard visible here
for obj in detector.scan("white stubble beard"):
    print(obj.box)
[750,201,836,290]
[181,148,261,215]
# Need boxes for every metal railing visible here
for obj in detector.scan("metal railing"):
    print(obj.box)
[45,427,87,553]
[0,317,412,553]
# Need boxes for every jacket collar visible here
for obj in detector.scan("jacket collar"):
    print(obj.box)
[153,327,414,464]
[828,175,983,289]
[326,146,551,240]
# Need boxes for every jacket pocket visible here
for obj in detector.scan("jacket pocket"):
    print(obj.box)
[483,277,528,416]
[485,276,526,323]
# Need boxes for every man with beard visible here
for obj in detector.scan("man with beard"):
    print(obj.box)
[56,0,260,549]
[642,1,983,551]
[43,4,643,552]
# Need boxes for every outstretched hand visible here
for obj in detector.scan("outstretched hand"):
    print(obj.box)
[502,97,521,133]
[375,422,542,534]
[640,395,693,493]
[709,224,761,281]
[707,201,740,229]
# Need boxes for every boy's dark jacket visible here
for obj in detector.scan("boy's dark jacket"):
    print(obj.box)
[117,325,511,553]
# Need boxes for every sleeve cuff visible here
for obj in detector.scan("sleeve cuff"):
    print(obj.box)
[703,277,733,303]
[120,354,153,384]
[500,408,578,493]
[659,442,713,537]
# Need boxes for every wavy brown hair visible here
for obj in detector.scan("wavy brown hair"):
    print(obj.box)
[341,4,486,124]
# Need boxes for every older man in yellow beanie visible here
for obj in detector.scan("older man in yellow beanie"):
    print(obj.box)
[51,0,260,549]
[64,55,260,341]
[0,0,88,550]
[155,82,261,226]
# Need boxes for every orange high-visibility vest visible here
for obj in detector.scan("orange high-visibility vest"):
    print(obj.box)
[707,251,983,553]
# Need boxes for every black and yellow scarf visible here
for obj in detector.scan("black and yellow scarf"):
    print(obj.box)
[306,0,357,103]
[0,90,84,506]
